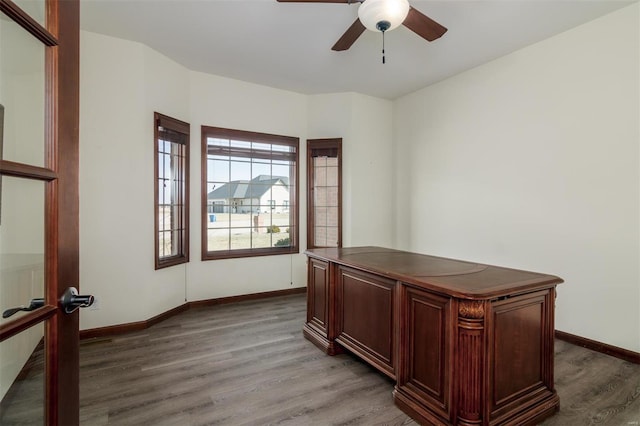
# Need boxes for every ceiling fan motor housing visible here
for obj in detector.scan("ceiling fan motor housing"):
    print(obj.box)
[376,20,391,32]
[358,0,410,32]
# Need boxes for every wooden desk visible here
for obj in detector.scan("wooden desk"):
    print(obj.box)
[304,247,563,426]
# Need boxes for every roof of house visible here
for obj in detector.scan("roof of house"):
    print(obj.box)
[208,175,289,200]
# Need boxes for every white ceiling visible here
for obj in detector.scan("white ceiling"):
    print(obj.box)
[80,0,636,100]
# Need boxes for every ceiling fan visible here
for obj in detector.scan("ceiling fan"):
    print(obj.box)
[276,0,447,53]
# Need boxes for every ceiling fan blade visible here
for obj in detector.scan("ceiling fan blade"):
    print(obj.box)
[402,6,447,42]
[332,18,366,51]
[276,0,355,3]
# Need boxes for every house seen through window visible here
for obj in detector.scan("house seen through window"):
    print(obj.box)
[202,126,299,260]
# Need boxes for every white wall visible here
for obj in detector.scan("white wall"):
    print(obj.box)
[79,33,313,328]
[142,36,193,315]
[308,93,395,248]
[79,32,191,329]
[78,4,639,354]
[394,4,639,352]
[186,71,308,302]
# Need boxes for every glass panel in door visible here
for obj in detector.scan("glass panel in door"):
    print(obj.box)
[0,10,46,167]
[0,176,46,419]
[0,176,45,319]
[11,0,46,26]
[0,325,45,424]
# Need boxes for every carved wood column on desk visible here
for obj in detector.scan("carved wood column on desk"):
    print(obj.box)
[457,300,485,425]
[304,247,563,426]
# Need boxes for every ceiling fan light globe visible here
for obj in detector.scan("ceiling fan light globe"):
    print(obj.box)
[358,0,410,33]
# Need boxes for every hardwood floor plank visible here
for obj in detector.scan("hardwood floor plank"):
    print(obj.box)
[1,293,639,425]
[538,340,640,426]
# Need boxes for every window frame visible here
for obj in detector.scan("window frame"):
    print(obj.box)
[201,126,299,260]
[154,112,190,269]
[307,138,342,249]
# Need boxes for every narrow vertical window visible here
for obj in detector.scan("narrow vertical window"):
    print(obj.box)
[307,138,342,249]
[154,113,189,269]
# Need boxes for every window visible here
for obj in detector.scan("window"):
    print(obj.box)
[201,126,299,260]
[307,138,342,248]
[154,113,189,269]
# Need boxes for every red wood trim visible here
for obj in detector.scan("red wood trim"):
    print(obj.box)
[49,0,80,423]
[156,113,190,135]
[202,126,299,146]
[0,305,57,342]
[0,160,57,181]
[555,330,640,365]
[154,113,161,268]
[0,0,58,46]
[306,142,314,249]
[80,288,307,339]
[79,320,148,340]
[188,287,306,308]
[147,303,190,327]
[201,246,299,261]
[154,112,190,270]
[80,304,190,339]
[200,127,208,260]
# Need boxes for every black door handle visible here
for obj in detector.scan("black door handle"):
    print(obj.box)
[2,298,45,318]
[2,288,94,318]
[60,287,94,314]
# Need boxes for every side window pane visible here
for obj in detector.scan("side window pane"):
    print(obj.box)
[307,139,342,249]
[202,127,299,260]
[154,113,189,269]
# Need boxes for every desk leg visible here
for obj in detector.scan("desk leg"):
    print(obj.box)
[303,323,344,355]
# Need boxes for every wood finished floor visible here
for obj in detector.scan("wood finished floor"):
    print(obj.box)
[1,293,639,425]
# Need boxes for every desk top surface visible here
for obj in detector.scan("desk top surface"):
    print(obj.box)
[305,246,563,299]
